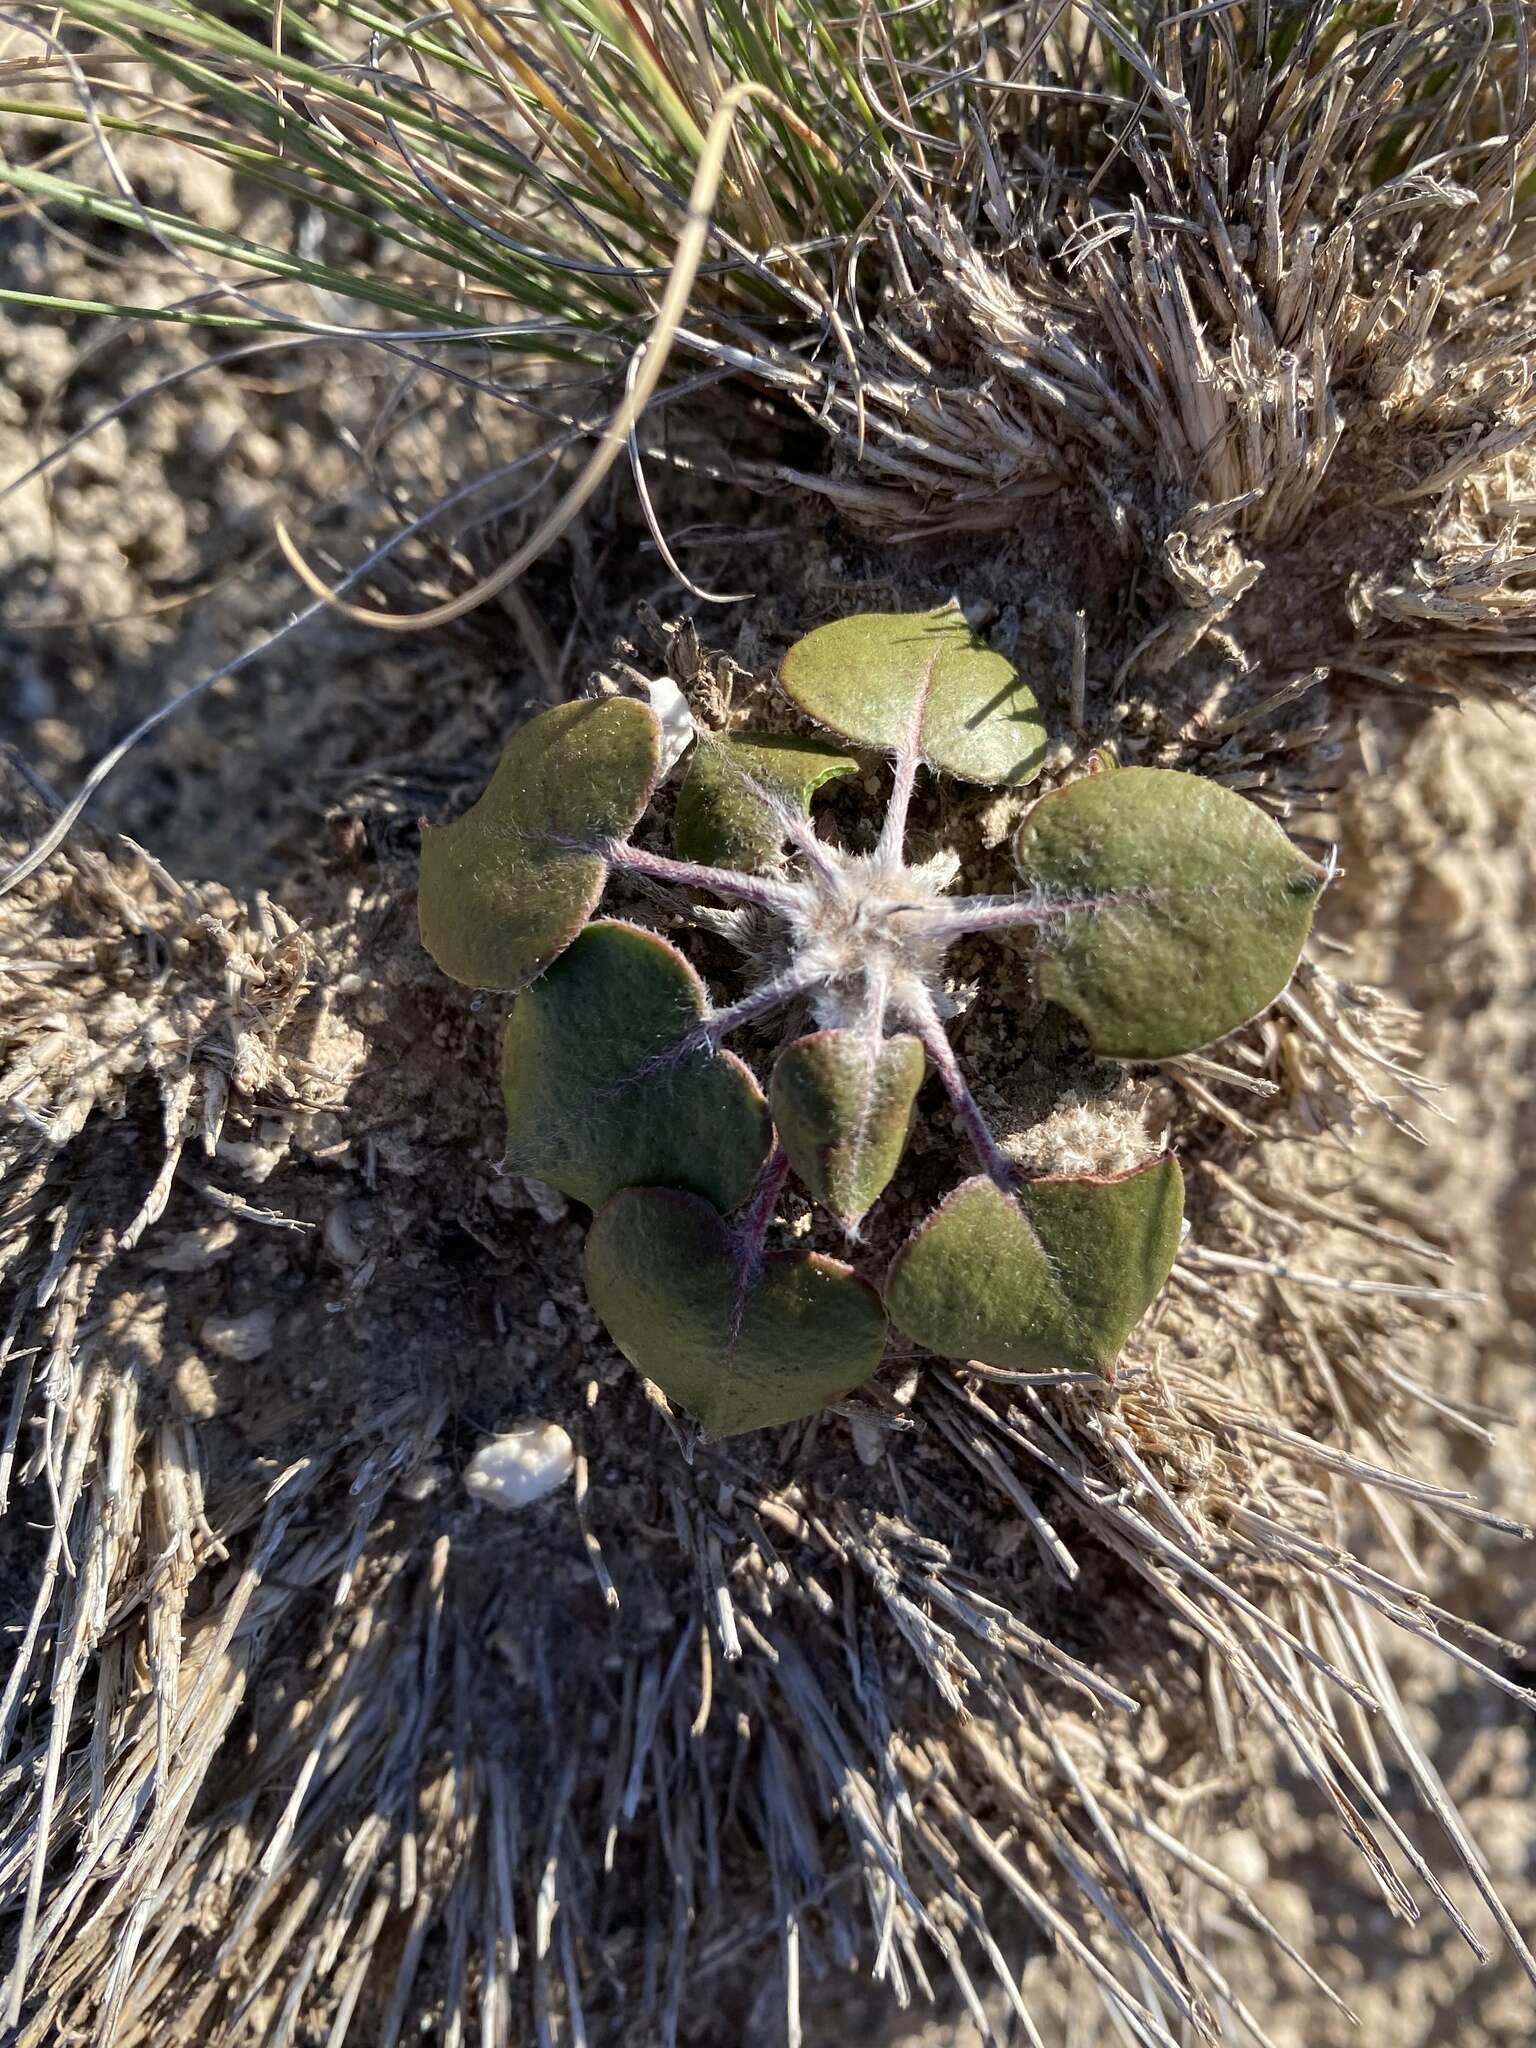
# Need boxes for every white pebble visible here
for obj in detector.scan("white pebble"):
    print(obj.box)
[1211,1828,1269,1892]
[463,1424,575,1511]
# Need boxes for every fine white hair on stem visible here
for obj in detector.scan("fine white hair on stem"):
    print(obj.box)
[900,986,1014,1190]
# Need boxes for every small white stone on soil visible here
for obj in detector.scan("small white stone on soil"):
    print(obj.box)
[464,1424,575,1511]
[323,1203,365,1268]
[1211,1828,1269,1891]
[215,1134,288,1184]
[397,1462,445,1503]
[171,1351,224,1420]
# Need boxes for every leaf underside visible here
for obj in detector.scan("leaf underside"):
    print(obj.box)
[1015,766,1325,1060]
[419,696,661,991]
[503,920,771,1213]
[885,1159,1185,1374]
[779,607,1047,786]
[585,1187,888,1436]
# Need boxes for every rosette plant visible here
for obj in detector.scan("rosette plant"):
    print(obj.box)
[420,609,1324,1435]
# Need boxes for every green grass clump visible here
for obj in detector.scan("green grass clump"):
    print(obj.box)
[0,0,941,348]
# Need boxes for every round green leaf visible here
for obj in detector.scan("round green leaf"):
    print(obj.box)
[885,1158,1184,1375]
[585,1187,888,1436]
[779,607,1046,786]
[1014,766,1325,1060]
[503,920,770,1214]
[419,697,661,991]
[673,731,859,871]
[770,1031,924,1230]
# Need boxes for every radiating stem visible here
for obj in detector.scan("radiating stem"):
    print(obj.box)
[906,991,1014,1191]
[858,959,892,1056]
[739,774,847,893]
[699,966,821,1050]
[729,1147,792,1341]
[916,888,1144,941]
[604,838,804,917]
[594,966,815,1103]
[736,1147,791,1251]
[876,732,924,867]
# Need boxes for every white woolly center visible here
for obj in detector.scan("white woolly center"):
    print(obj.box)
[778,843,964,1032]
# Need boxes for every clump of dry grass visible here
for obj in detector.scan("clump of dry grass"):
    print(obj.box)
[0,769,352,2032]
[3,5,1536,2046]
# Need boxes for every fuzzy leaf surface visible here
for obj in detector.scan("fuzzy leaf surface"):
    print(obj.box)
[779,607,1046,785]
[673,731,858,870]
[503,921,770,1213]
[771,1031,924,1229]
[885,1159,1184,1374]
[585,1187,887,1435]
[419,697,660,990]
[1015,766,1325,1059]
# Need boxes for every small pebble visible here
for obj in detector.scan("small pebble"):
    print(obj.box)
[171,1351,224,1420]
[146,1219,240,1272]
[1212,1828,1269,1891]
[464,1423,575,1511]
[323,1203,365,1267]
[397,1462,445,1503]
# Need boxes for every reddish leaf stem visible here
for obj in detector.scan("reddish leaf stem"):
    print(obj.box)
[728,1147,792,1342]
[906,992,1015,1192]
[604,838,804,916]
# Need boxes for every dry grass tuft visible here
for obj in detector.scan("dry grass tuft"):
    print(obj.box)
[0,766,360,2038]
[775,6,1536,716]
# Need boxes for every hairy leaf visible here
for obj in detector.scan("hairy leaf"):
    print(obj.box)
[885,1159,1184,1375]
[771,1031,924,1229]
[585,1187,888,1435]
[419,697,660,990]
[1015,766,1325,1059]
[503,921,770,1213]
[779,607,1046,786]
[673,730,859,870]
